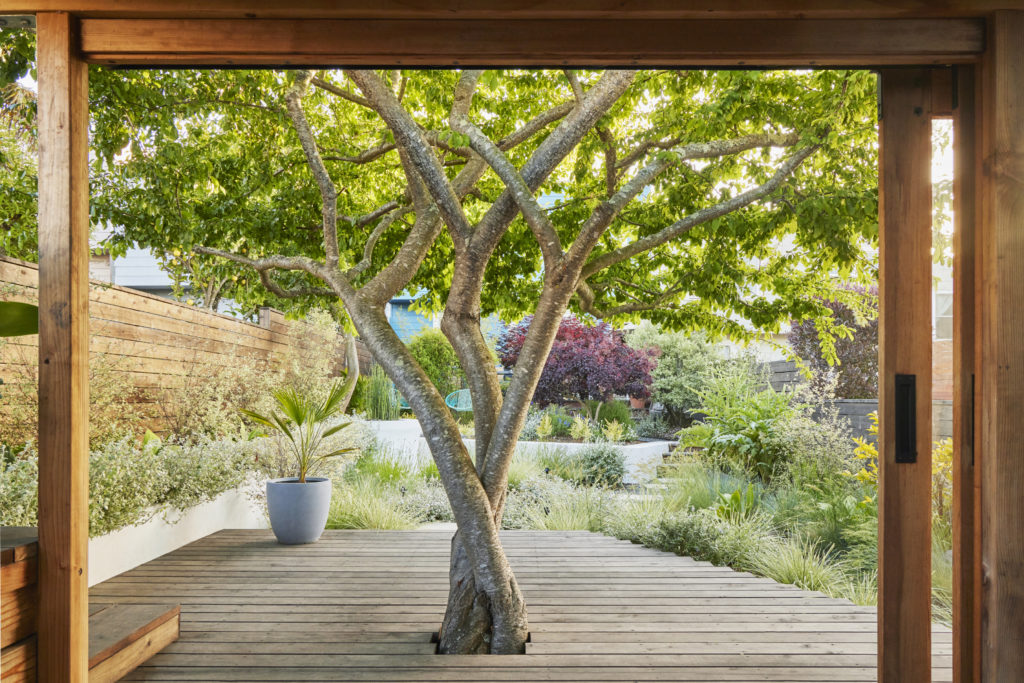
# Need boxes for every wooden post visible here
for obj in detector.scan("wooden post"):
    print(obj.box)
[979,11,1024,682]
[952,64,981,683]
[36,11,90,683]
[877,68,933,683]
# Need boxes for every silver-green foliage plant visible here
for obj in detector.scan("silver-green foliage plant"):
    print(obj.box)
[576,443,626,487]
[242,381,355,482]
[364,364,401,421]
[0,436,258,537]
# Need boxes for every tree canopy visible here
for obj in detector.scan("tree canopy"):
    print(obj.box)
[2,48,881,332]
[101,69,877,333]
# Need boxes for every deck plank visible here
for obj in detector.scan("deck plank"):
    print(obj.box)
[88,529,952,682]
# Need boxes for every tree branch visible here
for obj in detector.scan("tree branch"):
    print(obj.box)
[469,70,638,262]
[596,126,618,197]
[450,70,564,271]
[581,142,818,278]
[284,70,341,269]
[346,69,473,250]
[311,75,372,109]
[564,70,585,104]
[194,246,336,299]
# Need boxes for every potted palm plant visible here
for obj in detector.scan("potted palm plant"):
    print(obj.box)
[242,382,354,544]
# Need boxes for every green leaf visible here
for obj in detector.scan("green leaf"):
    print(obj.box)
[0,302,38,337]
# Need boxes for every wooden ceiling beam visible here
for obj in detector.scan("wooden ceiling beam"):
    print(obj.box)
[78,18,984,67]
[2,1,1016,20]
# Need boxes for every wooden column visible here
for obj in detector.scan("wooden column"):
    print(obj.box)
[877,68,933,683]
[979,11,1024,682]
[952,64,981,683]
[36,11,90,683]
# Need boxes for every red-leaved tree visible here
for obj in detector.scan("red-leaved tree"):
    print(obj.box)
[498,315,655,404]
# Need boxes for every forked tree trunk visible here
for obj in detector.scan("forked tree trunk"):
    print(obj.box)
[338,300,530,654]
[438,532,529,654]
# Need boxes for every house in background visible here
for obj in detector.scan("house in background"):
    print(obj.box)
[384,292,438,343]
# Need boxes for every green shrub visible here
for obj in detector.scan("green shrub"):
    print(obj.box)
[365,364,401,420]
[677,360,794,482]
[535,413,555,441]
[535,447,585,482]
[576,443,625,487]
[0,435,259,537]
[627,323,721,425]
[766,374,856,487]
[406,329,465,398]
[633,413,674,440]
[521,404,573,441]
[642,507,774,570]
[500,476,574,529]
[399,481,453,523]
[601,419,630,444]
[569,415,596,442]
[0,445,37,526]
[0,343,145,449]
[584,399,634,427]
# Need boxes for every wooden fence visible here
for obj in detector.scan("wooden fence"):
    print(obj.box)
[0,256,369,432]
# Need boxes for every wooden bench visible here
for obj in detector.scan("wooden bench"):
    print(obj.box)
[1,528,179,682]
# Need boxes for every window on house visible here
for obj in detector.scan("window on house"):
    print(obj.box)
[935,291,953,340]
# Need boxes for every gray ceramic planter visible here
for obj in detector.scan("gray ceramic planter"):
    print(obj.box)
[266,477,332,545]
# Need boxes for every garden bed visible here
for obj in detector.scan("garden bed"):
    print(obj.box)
[364,420,672,485]
[88,483,266,585]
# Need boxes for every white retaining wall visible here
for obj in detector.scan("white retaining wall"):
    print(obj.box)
[88,483,267,586]
[367,420,673,485]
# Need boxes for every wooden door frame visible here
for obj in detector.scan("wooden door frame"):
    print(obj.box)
[18,5,1023,682]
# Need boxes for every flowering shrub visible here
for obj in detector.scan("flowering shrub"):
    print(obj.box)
[847,410,953,535]
[497,315,654,404]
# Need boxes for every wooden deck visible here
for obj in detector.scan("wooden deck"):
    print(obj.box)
[90,529,952,682]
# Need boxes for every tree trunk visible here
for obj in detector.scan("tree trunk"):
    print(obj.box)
[336,297,529,655]
[337,333,360,413]
[438,531,529,654]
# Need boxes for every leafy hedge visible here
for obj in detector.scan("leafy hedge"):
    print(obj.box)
[1,437,258,537]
